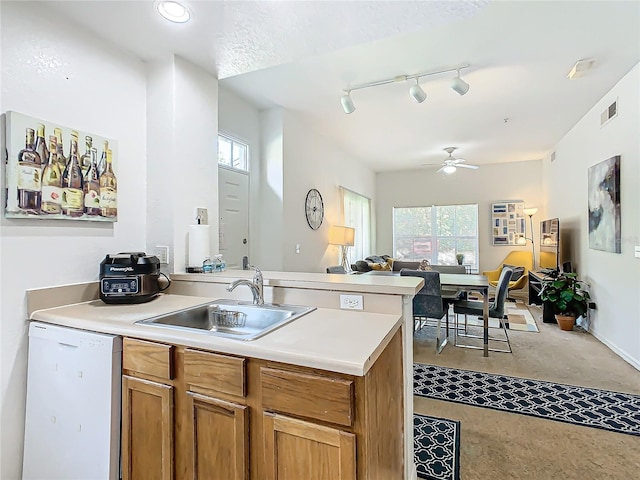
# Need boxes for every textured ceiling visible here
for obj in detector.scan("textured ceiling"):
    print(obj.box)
[41,0,640,173]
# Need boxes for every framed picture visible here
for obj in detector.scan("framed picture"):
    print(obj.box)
[588,155,621,253]
[491,201,525,245]
[4,110,117,222]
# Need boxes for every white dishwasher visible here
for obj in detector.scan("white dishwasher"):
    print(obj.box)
[23,322,122,480]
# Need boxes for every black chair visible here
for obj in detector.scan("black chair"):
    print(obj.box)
[400,269,449,353]
[453,267,513,353]
[326,265,347,274]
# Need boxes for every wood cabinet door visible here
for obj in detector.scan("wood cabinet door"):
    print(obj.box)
[122,375,174,480]
[185,392,249,480]
[263,412,356,480]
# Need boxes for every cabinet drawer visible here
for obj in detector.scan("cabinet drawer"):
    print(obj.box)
[123,338,172,380]
[261,367,354,427]
[184,349,246,398]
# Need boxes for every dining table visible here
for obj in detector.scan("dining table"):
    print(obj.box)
[365,270,491,356]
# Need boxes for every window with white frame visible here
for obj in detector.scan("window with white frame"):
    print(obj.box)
[218,133,248,171]
[393,204,478,270]
[341,187,371,265]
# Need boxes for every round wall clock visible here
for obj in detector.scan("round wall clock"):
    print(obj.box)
[305,188,324,230]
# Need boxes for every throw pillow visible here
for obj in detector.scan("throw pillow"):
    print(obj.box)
[368,262,391,271]
[418,259,432,271]
[503,264,525,281]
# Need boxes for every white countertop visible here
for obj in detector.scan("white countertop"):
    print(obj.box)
[171,270,423,296]
[29,293,402,376]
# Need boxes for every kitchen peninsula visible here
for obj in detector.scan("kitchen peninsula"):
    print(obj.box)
[27,270,423,480]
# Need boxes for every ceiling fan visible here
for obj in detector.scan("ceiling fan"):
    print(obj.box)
[426,147,479,174]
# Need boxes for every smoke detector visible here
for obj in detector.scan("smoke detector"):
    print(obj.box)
[567,58,596,79]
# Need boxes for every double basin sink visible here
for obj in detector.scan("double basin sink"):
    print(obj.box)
[135,299,316,341]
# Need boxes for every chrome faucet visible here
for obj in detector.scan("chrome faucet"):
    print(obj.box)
[226,265,264,305]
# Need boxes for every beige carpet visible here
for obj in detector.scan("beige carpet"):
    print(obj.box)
[413,303,640,480]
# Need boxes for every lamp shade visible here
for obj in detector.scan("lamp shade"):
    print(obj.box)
[328,225,355,246]
[524,207,538,216]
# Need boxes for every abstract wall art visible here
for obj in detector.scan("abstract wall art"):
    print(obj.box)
[491,201,525,245]
[588,155,621,253]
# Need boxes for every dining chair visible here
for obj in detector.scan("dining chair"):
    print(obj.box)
[400,269,449,353]
[452,267,514,353]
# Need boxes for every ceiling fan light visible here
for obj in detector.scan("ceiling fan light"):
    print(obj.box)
[451,72,469,96]
[341,92,356,114]
[409,80,427,103]
[443,165,457,174]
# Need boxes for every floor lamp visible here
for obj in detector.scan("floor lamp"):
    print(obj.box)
[523,207,538,270]
[329,225,355,272]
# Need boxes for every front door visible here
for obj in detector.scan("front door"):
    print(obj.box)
[218,166,249,269]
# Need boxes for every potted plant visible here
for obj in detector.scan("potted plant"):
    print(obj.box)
[539,272,591,331]
[455,253,464,265]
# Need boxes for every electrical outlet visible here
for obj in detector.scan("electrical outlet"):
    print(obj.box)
[155,246,169,265]
[340,294,363,310]
[295,244,300,254]
[196,207,208,225]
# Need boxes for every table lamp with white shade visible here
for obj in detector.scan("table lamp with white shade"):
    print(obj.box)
[329,225,355,272]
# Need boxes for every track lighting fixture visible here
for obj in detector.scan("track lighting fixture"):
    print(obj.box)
[341,91,356,114]
[451,69,470,96]
[409,79,427,103]
[340,63,470,113]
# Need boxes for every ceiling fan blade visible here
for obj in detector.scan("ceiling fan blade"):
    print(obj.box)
[420,162,442,167]
[452,158,467,164]
[436,166,446,173]
[457,163,479,170]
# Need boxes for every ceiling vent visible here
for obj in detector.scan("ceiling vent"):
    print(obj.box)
[600,99,618,126]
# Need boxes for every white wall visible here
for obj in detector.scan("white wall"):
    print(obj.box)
[547,63,640,368]
[0,3,147,478]
[218,87,261,265]
[283,111,377,272]
[376,160,544,273]
[146,56,219,273]
[258,108,285,270]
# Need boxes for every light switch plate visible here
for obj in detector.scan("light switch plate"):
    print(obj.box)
[340,294,363,310]
[635,245,640,258]
[155,245,169,265]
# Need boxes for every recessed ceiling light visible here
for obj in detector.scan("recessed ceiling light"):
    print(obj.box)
[156,1,191,23]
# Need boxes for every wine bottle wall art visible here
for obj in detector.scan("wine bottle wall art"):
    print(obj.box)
[4,111,118,222]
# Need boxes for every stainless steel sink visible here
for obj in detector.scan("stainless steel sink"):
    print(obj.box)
[135,299,316,341]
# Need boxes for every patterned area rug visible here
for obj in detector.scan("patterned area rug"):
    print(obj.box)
[414,414,460,480]
[461,300,539,332]
[414,363,640,436]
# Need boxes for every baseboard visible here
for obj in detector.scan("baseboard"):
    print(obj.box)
[590,328,640,371]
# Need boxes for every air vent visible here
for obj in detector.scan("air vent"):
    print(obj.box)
[600,99,618,126]
[550,151,556,162]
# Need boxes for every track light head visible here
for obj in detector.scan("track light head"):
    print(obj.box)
[451,70,469,96]
[341,91,356,114]
[409,79,426,103]
[442,165,457,175]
